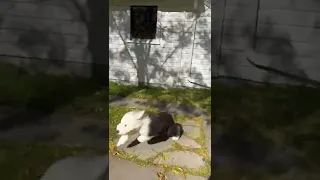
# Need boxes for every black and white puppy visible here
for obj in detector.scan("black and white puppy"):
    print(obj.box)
[116,110,184,148]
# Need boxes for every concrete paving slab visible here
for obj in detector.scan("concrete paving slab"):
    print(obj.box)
[109,156,162,180]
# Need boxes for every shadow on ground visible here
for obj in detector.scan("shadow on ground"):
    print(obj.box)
[109,97,208,117]
[127,134,175,148]
[109,81,211,116]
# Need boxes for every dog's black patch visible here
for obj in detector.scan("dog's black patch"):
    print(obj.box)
[148,112,184,140]
[147,135,169,144]
[127,112,184,147]
[147,112,175,137]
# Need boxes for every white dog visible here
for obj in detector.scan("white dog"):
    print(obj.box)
[116,110,184,147]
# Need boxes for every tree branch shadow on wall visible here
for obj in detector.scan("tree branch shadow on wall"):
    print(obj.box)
[107,4,212,117]
[213,2,320,179]
[109,6,211,89]
[0,0,108,131]
[0,3,69,71]
[64,0,109,84]
[254,18,308,84]
[15,28,67,68]
[214,2,308,86]
[68,0,210,113]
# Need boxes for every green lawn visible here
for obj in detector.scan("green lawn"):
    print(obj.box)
[1,62,320,179]
[211,83,320,179]
[109,81,211,115]
[0,63,100,111]
[59,81,211,117]
[0,62,212,179]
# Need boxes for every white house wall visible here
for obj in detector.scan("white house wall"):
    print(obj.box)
[1,0,320,87]
[217,0,320,85]
[109,5,211,87]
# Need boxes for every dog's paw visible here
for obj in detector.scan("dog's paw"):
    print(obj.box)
[127,139,140,148]
[126,143,135,148]
[116,141,124,147]
[171,136,180,141]
[116,135,129,147]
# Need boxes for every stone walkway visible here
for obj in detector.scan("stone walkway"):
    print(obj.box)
[109,97,211,180]
[110,156,210,180]
[0,96,211,179]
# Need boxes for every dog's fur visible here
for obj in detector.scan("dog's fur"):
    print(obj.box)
[116,110,184,147]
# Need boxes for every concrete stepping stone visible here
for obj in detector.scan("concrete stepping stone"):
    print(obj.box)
[203,121,211,158]
[0,113,109,150]
[154,151,205,169]
[182,120,200,138]
[40,154,108,180]
[109,156,161,180]
[166,173,208,180]
[177,136,201,149]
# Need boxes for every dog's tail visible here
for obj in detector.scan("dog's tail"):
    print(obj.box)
[167,123,184,138]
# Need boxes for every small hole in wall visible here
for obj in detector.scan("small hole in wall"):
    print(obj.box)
[130,5,158,40]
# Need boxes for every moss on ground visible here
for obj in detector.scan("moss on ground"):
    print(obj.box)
[57,81,211,117]
[109,81,211,115]
[109,106,211,178]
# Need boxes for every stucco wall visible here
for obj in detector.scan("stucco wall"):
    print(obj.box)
[217,0,320,85]
[0,0,211,88]
[109,2,212,87]
[1,0,320,87]
[0,0,92,77]
[0,0,88,61]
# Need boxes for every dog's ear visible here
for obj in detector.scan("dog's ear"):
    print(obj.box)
[176,123,184,135]
[166,125,177,137]
[167,123,184,137]
[131,110,145,120]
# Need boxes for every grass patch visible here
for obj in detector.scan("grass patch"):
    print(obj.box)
[64,81,211,116]
[109,81,211,115]
[109,106,211,177]
[59,90,110,118]
[0,140,92,180]
[0,63,210,116]
[0,63,101,111]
